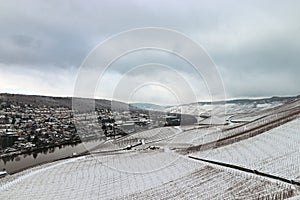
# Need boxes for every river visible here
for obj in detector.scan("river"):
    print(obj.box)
[0,140,102,174]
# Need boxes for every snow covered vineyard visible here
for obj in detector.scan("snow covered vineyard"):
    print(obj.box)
[91,127,181,152]
[190,118,300,182]
[0,151,296,199]
[185,99,300,153]
[1,99,300,199]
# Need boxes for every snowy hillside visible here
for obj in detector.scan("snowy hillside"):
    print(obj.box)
[191,118,300,181]
[0,150,294,199]
[165,99,285,116]
[1,96,300,199]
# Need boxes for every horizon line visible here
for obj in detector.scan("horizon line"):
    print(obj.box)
[1,92,299,106]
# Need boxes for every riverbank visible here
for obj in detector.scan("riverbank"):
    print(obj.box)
[0,140,102,174]
[0,139,82,159]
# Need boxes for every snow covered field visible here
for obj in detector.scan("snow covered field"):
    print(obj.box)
[119,165,293,200]
[166,100,284,116]
[0,150,295,199]
[92,127,180,152]
[1,99,300,199]
[0,152,197,199]
[191,118,300,181]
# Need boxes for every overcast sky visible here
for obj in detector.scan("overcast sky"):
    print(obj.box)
[0,0,300,104]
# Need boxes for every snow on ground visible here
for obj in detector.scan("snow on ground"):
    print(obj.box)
[224,102,284,115]
[93,127,179,152]
[0,151,294,200]
[166,101,283,116]
[1,120,296,199]
[119,165,293,200]
[141,126,226,150]
[0,151,204,199]
[229,99,300,123]
[1,102,300,199]
[167,127,219,146]
[165,101,285,126]
[191,118,300,180]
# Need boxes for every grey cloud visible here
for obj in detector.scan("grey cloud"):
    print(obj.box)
[11,34,41,49]
[0,0,300,102]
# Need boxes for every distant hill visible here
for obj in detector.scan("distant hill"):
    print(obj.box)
[1,93,299,114]
[131,95,300,111]
[182,95,300,106]
[0,93,140,111]
[165,95,300,116]
[130,103,167,111]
